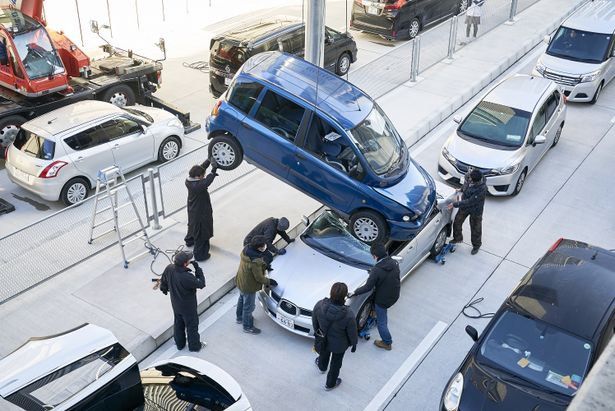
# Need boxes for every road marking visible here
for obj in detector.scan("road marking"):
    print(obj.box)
[364,321,448,411]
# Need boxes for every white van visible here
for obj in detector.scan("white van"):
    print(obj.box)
[533,0,615,104]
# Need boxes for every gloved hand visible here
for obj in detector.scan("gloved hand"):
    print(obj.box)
[203,158,211,169]
[277,248,287,256]
[351,345,356,353]
[287,238,295,243]
[269,279,278,287]
[191,261,200,269]
[211,160,218,172]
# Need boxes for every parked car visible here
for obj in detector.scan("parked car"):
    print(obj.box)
[441,238,615,411]
[5,100,184,205]
[209,17,358,97]
[206,51,437,244]
[350,0,469,40]
[438,75,566,196]
[258,184,454,337]
[0,323,252,411]
[532,0,615,104]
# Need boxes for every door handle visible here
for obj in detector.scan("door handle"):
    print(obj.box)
[295,153,306,161]
[242,122,253,130]
[76,156,84,162]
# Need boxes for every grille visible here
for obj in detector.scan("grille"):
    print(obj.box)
[280,300,297,316]
[454,160,496,177]
[543,70,581,87]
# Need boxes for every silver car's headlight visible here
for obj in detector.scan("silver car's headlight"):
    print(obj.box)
[167,118,183,128]
[534,61,546,75]
[443,373,464,411]
[492,163,520,175]
[442,146,456,165]
[580,70,602,83]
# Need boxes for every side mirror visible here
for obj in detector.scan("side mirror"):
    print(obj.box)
[90,20,99,34]
[453,115,462,124]
[301,215,310,226]
[543,35,551,44]
[141,125,148,133]
[465,325,479,342]
[534,134,546,145]
[325,35,333,45]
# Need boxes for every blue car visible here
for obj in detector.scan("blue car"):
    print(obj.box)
[205,51,436,243]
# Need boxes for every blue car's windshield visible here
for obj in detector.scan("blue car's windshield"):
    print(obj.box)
[349,104,404,176]
[478,310,592,396]
[301,211,373,269]
[547,26,611,64]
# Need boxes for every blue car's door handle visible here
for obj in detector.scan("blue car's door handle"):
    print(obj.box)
[242,122,253,130]
[295,153,306,161]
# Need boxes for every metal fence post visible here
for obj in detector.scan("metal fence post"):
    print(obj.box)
[508,0,518,22]
[135,0,140,30]
[148,168,161,230]
[105,0,113,38]
[410,35,421,82]
[447,15,458,59]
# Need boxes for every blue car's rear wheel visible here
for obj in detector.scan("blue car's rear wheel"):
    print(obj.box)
[350,210,388,244]
[208,134,243,170]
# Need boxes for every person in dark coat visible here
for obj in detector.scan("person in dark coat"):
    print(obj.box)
[312,282,358,391]
[243,217,294,267]
[160,251,206,352]
[184,159,218,261]
[449,168,487,255]
[350,243,400,351]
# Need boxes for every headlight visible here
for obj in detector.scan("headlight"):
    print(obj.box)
[442,146,456,165]
[492,163,520,175]
[534,61,546,75]
[580,69,601,83]
[443,373,464,411]
[402,215,410,222]
[167,118,183,128]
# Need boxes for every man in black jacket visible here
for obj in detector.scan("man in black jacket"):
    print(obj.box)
[449,168,487,255]
[312,282,358,391]
[184,159,218,261]
[243,217,294,267]
[160,251,206,352]
[350,243,400,351]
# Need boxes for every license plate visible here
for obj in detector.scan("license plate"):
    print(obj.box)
[277,314,294,329]
[11,166,31,183]
[224,77,232,86]
[367,5,379,14]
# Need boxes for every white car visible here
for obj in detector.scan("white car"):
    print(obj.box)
[0,324,252,411]
[5,101,184,205]
[438,75,566,196]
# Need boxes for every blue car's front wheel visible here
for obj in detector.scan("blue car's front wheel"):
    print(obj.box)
[350,210,388,244]
[208,134,243,170]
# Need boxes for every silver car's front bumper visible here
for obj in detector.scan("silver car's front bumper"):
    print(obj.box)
[258,289,314,337]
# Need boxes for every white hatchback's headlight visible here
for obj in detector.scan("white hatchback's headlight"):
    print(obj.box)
[492,163,520,175]
[443,373,464,411]
[534,61,546,75]
[168,118,183,128]
[580,70,601,83]
[442,146,456,165]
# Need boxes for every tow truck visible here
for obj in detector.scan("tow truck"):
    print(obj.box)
[0,0,198,156]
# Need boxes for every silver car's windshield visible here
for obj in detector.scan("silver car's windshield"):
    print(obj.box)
[301,211,373,269]
[459,101,531,148]
[547,26,611,64]
[349,105,404,176]
[479,310,591,396]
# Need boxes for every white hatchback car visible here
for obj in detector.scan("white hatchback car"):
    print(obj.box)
[6,101,184,205]
[438,75,566,196]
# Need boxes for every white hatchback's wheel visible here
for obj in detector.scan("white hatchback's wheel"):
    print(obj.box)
[61,178,89,206]
[349,210,388,244]
[512,169,527,196]
[158,137,181,162]
[208,135,243,170]
[551,124,563,148]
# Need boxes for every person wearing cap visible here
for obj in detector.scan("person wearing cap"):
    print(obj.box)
[184,158,218,262]
[448,168,487,255]
[235,235,278,334]
[348,242,400,351]
[243,217,294,267]
[160,251,206,351]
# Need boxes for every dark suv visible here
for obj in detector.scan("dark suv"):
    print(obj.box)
[351,0,468,40]
[209,18,358,97]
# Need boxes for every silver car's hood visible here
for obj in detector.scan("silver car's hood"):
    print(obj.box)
[538,53,602,75]
[270,239,368,311]
[444,132,523,169]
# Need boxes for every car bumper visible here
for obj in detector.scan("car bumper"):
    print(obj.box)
[350,13,400,39]
[6,163,62,201]
[437,154,519,196]
[257,290,314,337]
[531,69,599,102]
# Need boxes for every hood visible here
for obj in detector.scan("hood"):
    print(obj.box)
[131,105,176,124]
[270,239,367,311]
[458,359,569,411]
[321,298,350,322]
[374,159,435,217]
[445,133,524,170]
[538,53,602,76]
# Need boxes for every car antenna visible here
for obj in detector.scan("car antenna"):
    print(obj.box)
[47,117,57,125]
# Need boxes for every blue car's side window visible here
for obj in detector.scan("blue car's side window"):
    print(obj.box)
[227,82,264,115]
[253,91,305,141]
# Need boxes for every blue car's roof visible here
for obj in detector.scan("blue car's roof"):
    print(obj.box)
[240,51,373,130]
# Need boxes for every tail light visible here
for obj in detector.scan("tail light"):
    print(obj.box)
[384,0,406,10]
[156,70,162,86]
[211,100,222,117]
[39,161,67,178]
[548,238,563,252]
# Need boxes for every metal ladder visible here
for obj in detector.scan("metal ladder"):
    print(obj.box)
[88,166,152,268]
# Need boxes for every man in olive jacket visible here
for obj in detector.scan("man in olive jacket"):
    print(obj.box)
[235,235,278,334]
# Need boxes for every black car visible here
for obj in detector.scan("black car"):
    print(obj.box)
[441,238,615,411]
[209,18,358,97]
[351,0,468,40]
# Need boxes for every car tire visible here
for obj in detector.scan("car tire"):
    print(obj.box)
[158,136,181,162]
[512,169,527,196]
[61,177,90,206]
[102,84,136,107]
[430,227,448,258]
[356,299,373,332]
[0,115,26,153]
[350,210,388,244]
[590,82,603,105]
[335,52,351,76]
[551,123,564,148]
[408,18,421,39]
[208,134,243,170]
[457,0,469,14]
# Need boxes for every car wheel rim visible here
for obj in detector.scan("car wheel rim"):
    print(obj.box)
[516,172,526,193]
[354,217,379,242]
[67,183,87,204]
[0,124,20,148]
[409,21,420,38]
[211,141,235,167]
[109,92,128,107]
[434,229,447,253]
[162,141,179,160]
[339,56,350,74]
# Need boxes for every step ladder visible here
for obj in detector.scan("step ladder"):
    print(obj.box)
[88,166,152,268]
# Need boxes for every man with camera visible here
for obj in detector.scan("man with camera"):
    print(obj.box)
[160,251,206,352]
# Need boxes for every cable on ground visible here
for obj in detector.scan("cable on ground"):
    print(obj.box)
[462,297,495,319]
[182,60,209,73]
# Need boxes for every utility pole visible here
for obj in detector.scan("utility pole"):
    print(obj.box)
[304,0,325,67]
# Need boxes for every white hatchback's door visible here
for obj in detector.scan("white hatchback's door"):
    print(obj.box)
[63,125,115,182]
[99,117,154,172]
[524,101,549,171]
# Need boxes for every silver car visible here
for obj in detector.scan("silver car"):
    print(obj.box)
[6,101,184,205]
[438,75,566,196]
[258,185,454,338]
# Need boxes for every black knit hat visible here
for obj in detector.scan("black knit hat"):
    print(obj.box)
[277,217,290,231]
[470,169,483,183]
[370,243,387,259]
[174,251,193,266]
[250,235,267,249]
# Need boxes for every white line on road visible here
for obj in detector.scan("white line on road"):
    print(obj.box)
[364,321,448,411]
